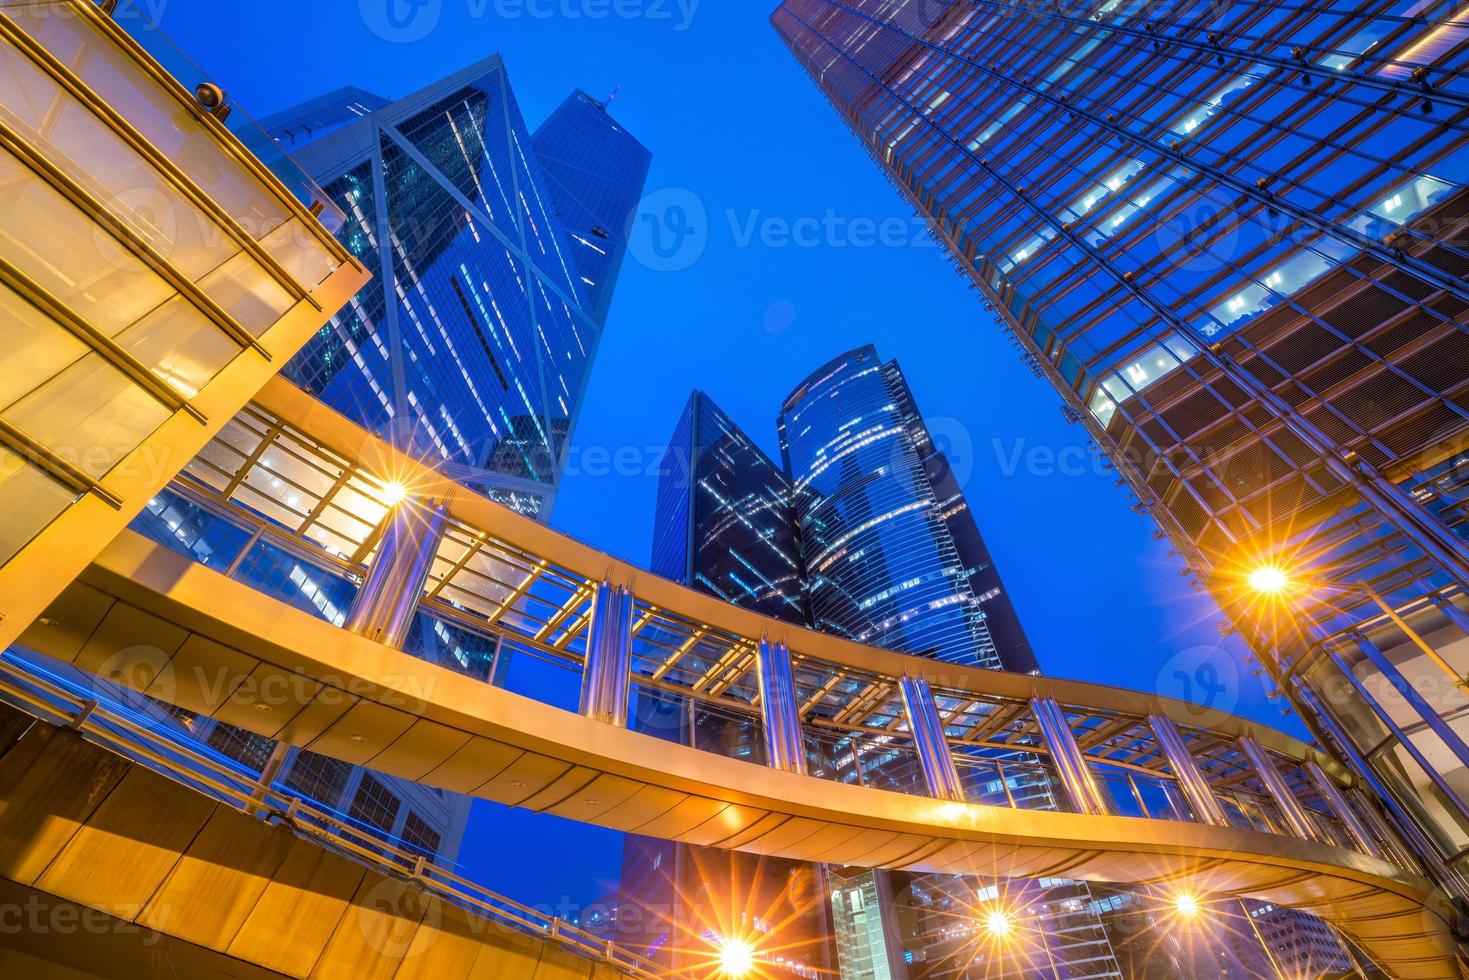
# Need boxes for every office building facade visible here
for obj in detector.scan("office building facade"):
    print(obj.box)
[531,90,654,326]
[628,392,827,977]
[652,391,810,623]
[778,349,1116,978]
[772,0,1469,902]
[36,54,649,868]
[271,57,648,518]
[634,369,1116,978]
[780,345,1037,672]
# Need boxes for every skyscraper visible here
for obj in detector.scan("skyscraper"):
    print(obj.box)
[652,391,810,623]
[633,365,1124,978]
[779,345,1036,672]
[69,55,651,870]
[531,90,654,326]
[779,348,1118,979]
[772,0,1469,907]
[271,56,649,518]
[626,391,828,977]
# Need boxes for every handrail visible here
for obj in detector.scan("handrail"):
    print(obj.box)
[0,650,671,980]
[252,377,1346,776]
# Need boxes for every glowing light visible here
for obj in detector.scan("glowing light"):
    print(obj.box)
[1248,565,1290,595]
[717,937,756,977]
[1174,894,1201,919]
[381,481,409,505]
[983,910,1015,939]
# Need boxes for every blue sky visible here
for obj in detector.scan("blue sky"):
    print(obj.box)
[152,0,1299,912]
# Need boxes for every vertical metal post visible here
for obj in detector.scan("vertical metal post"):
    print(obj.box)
[1304,761,1385,858]
[899,674,964,802]
[579,582,633,727]
[251,742,291,819]
[1148,713,1230,827]
[344,501,448,649]
[1237,737,1321,842]
[755,638,807,775]
[1030,697,1109,815]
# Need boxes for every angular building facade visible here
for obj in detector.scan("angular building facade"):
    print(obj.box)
[24,53,650,871]
[271,58,649,519]
[652,391,810,624]
[773,0,1469,942]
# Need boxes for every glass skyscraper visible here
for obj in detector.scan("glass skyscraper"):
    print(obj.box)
[74,56,651,870]
[652,391,810,624]
[633,365,1131,978]
[270,56,649,518]
[778,348,1119,979]
[780,345,1036,673]
[772,0,1466,962]
[532,90,654,327]
[627,391,828,978]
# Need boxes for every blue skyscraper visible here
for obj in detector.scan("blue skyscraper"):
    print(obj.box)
[269,57,647,517]
[773,2,1469,947]
[532,90,653,326]
[86,57,649,870]
[780,345,1035,672]
[652,391,810,624]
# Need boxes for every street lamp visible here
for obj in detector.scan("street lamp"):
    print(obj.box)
[1173,894,1201,920]
[1245,560,1469,692]
[983,909,1015,939]
[1247,564,1290,596]
[717,937,756,978]
[380,481,409,505]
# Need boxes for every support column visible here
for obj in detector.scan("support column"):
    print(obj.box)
[756,638,807,775]
[1237,736,1321,841]
[899,675,964,802]
[579,582,633,727]
[1148,714,1229,827]
[1305,761,1385,858]
[1030,697,1109,815]
[344,501,447,649]
[1352,632,1469,773]
[1294,678,1466,892]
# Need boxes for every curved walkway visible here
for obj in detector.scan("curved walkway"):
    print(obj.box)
[18,528,1463,977]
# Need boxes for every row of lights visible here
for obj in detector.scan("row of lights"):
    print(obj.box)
[712,894,1204,975]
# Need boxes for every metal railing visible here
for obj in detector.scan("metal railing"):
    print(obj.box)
[0,650,672,980]
[119,395,1428,879]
